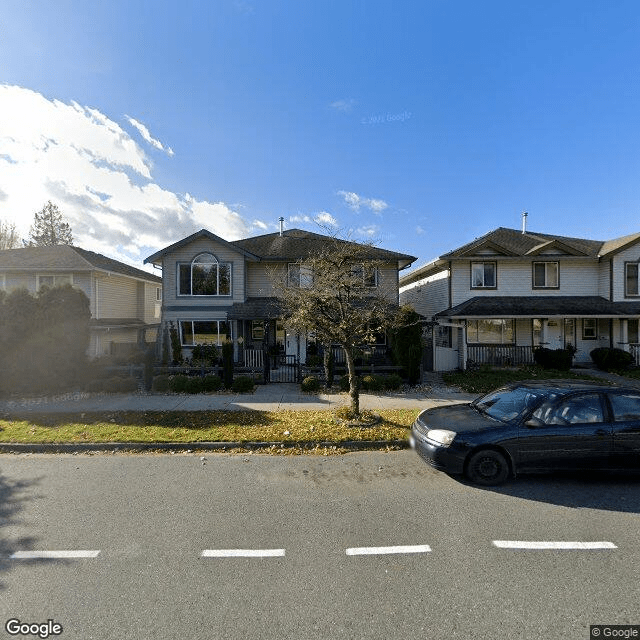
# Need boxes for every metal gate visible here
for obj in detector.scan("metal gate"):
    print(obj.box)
[266,354,300,383]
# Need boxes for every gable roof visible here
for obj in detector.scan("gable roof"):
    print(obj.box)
[0,245,162,283]
[441,227,603,259]
[232,229,415,267]
[144,228,261,265]
[145,228,416,269]
[401,226,640,287]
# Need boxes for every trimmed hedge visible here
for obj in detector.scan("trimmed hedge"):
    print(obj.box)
[590,347,633,372]
[231,376,255,393]
[533,347,573,371]
[301,376,322,392]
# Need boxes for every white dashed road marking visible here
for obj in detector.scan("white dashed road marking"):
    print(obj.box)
[346,545,432,556]
[10,550,101,559]
[492,541,617,550]
[201,549,286,558]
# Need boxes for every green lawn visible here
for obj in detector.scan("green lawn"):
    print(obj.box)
[442,365,607,394]
[0,409,418,445]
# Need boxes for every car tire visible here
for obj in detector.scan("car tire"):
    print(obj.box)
[466,449,510,486]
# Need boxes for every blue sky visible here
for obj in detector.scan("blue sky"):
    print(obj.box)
[1,0,639,272]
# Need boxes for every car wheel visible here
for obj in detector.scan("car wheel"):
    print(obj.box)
[466,449,510,486]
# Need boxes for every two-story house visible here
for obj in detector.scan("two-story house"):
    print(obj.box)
[144,227,415,366]
[400,225,640,371]
[0,245,163,358]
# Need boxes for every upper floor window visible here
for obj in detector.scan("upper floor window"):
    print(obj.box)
[471,262,496,288]
[288,263,313,288]
[156,286,162,301]
[533,261,559,288]
[625,263,639,297]
[352,265,378,287]
[178,253,231,296]
[37,274,73,290]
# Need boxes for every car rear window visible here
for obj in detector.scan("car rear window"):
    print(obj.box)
[608,393,640,422]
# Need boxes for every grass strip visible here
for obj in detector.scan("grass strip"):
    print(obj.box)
[0,409,419,444]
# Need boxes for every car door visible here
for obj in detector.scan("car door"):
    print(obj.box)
[607,390,640,469]
[517,392,613,471]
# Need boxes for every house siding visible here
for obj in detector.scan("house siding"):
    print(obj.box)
[400,270,449,318]
[450,258,600,306]
[611,243,640,301]
[162,237,246,308]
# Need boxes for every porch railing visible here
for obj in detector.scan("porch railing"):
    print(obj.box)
[244,349,264,368]
[467,344,535,367]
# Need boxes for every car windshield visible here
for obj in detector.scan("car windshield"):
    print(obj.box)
[473,387,554,423]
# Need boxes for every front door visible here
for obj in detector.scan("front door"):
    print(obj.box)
[545,320,563,350]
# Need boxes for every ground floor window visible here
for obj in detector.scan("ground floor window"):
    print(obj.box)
[467,319,514,344]
[582,318,597,340]
[180,320,231,346]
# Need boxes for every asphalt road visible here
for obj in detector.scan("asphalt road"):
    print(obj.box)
[1,450,639,640]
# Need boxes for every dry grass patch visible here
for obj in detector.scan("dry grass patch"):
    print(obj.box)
[0,409,418,444]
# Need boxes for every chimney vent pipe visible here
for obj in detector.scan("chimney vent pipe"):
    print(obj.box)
[521,211,528,234]
[279,216,285,236]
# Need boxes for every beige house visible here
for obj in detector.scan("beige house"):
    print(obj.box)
[0,245,162,357]
[144,227,415,366]
[400,225,640,371]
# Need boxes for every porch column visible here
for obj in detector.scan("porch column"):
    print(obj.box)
[540,319,548,346]
[620,319,629,351]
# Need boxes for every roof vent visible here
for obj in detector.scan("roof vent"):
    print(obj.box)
[278,216,285,237]
[521,211,528,234]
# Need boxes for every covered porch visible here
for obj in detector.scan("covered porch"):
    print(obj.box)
[431,296,640,372]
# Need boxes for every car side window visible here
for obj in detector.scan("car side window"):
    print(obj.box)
[532,393,605,426]
[608,393,640,422]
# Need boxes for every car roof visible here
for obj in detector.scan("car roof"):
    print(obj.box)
[504,380,639,394]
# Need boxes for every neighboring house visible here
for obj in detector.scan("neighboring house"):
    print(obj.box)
[400,225,640,371]
[0,245,162,358]
[144,227,415,365]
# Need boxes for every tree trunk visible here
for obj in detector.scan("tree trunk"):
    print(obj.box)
[344,345,360,416]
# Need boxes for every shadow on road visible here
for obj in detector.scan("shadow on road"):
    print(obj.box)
[475,471,640,514]
[0,472,70,590]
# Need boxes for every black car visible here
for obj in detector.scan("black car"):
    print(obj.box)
[410,380,640,485]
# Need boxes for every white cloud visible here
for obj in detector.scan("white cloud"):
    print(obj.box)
[355,224,380,238]
[0,85,260,268]
[126,115,174,156]
[330,99,356,113]
[337,190,388,214]
[289,211,338,228]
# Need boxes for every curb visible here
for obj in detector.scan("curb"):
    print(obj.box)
[0,440,410,454]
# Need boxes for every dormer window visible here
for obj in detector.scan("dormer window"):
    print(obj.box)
[178,253,231,296]
[471,262,496,288]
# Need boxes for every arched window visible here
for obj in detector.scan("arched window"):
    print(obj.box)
[178,253,231,296]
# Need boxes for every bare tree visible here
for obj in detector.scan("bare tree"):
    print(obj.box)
[0,219,21,250]
[27,201,74,246]
[272,234,399,417]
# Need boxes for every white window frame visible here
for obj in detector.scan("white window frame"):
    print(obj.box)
[179,320,232,346]
[470,262,496,289]
[156,286,162,301]
[467,318,514,344]
[36,274,73,289]
[625,262,639,297]
[177,253,232,297]
[582,318,597,340]
[532,261,559,289]
[352,264,378,287]
[287,263,313,288]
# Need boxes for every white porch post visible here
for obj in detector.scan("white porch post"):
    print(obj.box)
[620,319,629,351]
[461,325,467,371]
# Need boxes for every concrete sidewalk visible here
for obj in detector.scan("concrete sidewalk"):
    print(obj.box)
[0,381,476,415]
